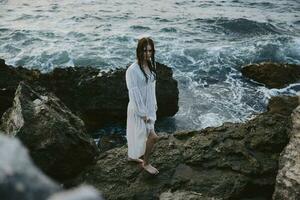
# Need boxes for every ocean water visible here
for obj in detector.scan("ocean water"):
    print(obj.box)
[0,0,300,132]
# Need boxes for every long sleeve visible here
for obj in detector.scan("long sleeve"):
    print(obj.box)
[126,68,147,117]
[154,81,157,111]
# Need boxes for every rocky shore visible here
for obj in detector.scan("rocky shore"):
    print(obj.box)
[72,62,300,199]
[0,59,299,200]
[72,95,298,200]
[0,58,179,132]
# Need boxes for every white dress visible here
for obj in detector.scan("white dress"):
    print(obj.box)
[126,61,157,159]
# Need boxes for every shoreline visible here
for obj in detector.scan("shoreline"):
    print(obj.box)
[1,58,300,199]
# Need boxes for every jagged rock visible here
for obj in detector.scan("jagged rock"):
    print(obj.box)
[159,190,220,200]
[241,62,300,88]
[0,133,60,200]
[0,82,98,181]
[97,133,126,153]
[0,58,179,132]
[73,96,298,200]
[0,59,41,121]
[273,98,300,200]
[47,185,104,200]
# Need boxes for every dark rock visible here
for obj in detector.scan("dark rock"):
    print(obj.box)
[267,96,299,116]
[0,82,98,182]
[0,59,41,123]
[73,96,298,200]
[273,98,300,200]
[0,133,60,200]
[0,133,104,200]
[97,133,126,153]
[159,190,218,200]
[37,63,178,132]
[241,62,300,88]
[0,58,179,132]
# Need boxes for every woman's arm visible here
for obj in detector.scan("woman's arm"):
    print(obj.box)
[126,68,147,119]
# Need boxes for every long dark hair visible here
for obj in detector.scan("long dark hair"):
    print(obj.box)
[136,37,157,83]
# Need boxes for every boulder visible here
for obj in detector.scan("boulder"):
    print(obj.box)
[73,96,298,200]
[0,59,41,121]
[1,82,98,181]
[0,133,60,200]
[273,98,300,200]
[0,133,104,200]
[241,62,300,88]
[0,58,179,132]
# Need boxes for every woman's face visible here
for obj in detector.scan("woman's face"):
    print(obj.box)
[143,44,152,61]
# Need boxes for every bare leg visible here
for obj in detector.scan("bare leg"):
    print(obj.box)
[142,130,159,175]
[127,157,144,163]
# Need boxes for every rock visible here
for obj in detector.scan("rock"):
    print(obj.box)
[273,98,300,200]
[0,82,98,181]
[37,62,178,131]
[0,59,41,122]
[73,96,298,200]
[0,133,60,200]
[97,133,126,153]
[0,133,104,200]
[0,58,179,132]
[47,185,104,200]
[241,62,300,88]
[159,190,219,200]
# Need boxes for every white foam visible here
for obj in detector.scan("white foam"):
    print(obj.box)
[48,185,103,200]
[197,113,223,129]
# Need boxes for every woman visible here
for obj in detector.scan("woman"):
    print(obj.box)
[126,37,159,175]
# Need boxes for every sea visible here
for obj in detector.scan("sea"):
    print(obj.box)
[0,0,300,133]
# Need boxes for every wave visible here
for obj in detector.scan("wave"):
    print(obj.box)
[0,0,8,4]
[13,14,48,21]
[248,2,276,9]
[215,18,283,35]
[251,36,300,64]
[294,20,300,25]
[153,17,172,23]
[10,31,30,41]
[129,25,151,31]
[0,28,9,32]
[160,27,177,33]
[195,18,285,36]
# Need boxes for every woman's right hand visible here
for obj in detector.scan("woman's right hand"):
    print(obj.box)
[142,116,148,123]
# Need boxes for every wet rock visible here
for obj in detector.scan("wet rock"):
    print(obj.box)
[241,62,300,88]
[159,190,220,200]
[73,96,298,200]
[0,58,179,132]
[97,133,126,153]
[0,133,60,200]
[0,82,98,182]
[0,59,40,122]
[273,98,300,200]
[37,62,178,132]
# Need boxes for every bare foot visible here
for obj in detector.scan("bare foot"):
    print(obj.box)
[142,163,159,175]
[127,157,144,163]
